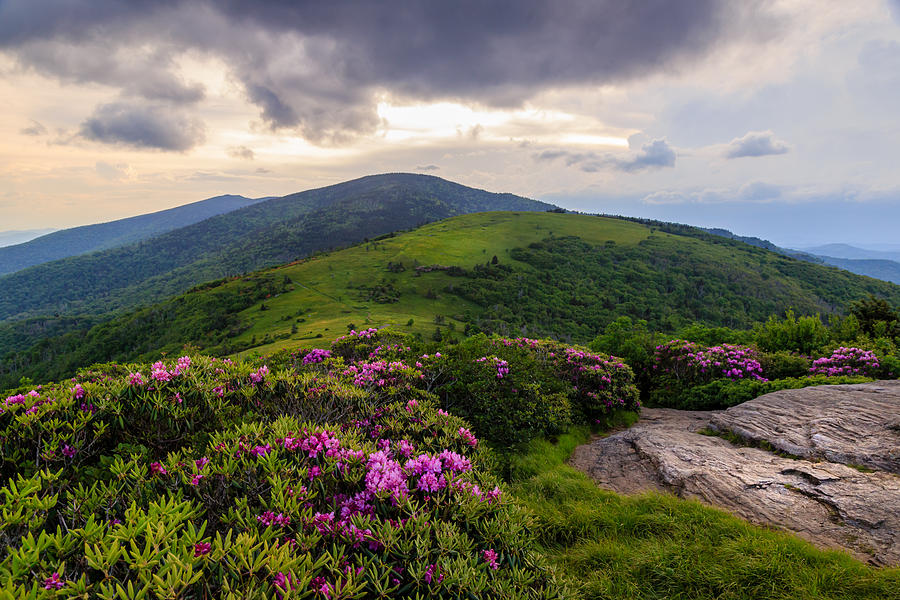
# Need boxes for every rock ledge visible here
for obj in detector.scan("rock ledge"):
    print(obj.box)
[570,382,900,565]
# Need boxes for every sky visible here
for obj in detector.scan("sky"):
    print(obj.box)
[1,0,899,247]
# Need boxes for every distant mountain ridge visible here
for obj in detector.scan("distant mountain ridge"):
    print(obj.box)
[0,194,262,276]
[0,173,554,323]
[701,229,900,285]
[0,229,57,248]
[799,244,900,264]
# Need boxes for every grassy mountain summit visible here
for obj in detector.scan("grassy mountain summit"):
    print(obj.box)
[0,174,553,322]
[4,210,898,389]
[0,194,262,277]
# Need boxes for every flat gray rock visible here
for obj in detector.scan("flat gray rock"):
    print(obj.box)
[570,383,900,566]
[709,381,900,473]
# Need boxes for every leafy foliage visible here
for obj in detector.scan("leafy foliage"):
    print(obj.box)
[651,375,876,410]
[454,235,900,338]
[431,335,639,449]
[0,346,563,598]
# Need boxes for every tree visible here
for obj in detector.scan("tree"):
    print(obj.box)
[849,295,900,337]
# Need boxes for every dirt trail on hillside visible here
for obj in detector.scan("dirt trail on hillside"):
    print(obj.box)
[570,382,900,565]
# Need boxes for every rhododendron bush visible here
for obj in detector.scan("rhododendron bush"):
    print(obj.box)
[0,340,568,598]
[809,347,881,378]
[429,335,640,448]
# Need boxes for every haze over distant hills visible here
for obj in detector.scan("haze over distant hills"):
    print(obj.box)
[0,229,57,248]
[0,174,553,322]
[0,194,263,277]
[699,231,900,286]
[799,244,900,264]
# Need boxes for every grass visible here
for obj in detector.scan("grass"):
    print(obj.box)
[508,428,900,599]
[697,427,807,461]
[232,212,650,358]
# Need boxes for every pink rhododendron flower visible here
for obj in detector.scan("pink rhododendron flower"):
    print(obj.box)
[483,548,500,570]
[194,542,211,557]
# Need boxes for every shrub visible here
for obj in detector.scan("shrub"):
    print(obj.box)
[758,351,810,380]
[878,354,900,379]
[654,375,875,410]
[590,316,659,398]
[0,356,560,598]
[330,328,414,363]
[652,340,765,388]
[809,347,880,378]
[432,336,639,448]
[753,310,831,355]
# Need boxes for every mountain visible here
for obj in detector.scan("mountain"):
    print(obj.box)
[702,228,782,252]
[0,228,57,248]
[0,174,553,323]
[4,210,898,389]
[800,243,900,263]
[789,245,900,284]
[812,257,900,285]
[0,194,262,277]
[702,230,900,285]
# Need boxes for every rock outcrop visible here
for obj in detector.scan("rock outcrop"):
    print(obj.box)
[709,380,900,474]
[570,383,900,565]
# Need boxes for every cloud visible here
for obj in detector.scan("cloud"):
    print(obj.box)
[889,0,900,22]
[612,139,676,172]
[724,130,789,158]
[737,181,782,201]
[95,161,131,180]
[534,138,676,173]
[79,102,205,151]
[226,145,255,160]
[20,119,47,136]
[13,37,205,104]
[415,164,440,172]
[0,0,782,144]
[642,181,786,205]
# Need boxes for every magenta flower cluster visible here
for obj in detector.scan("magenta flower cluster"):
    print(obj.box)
[810,347,881,377]
[302,348,332,364]
[343,360,412,388]
[475,356,510,378]
[653,340,765,383]
[335,327,379,343]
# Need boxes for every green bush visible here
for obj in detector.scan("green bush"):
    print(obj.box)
[758,351,811,380]
[433,335,639,449]
[329,327,413,362]
[434,336,573,449]
[754,310,831,355]
[0,353,560,598]
[653,375,875,410]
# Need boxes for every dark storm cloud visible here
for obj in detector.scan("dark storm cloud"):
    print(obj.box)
[0,0,780,145]
[534,139,676,173]
[14,39,205,103]
[79,102,206,151]
[724,130,790,158]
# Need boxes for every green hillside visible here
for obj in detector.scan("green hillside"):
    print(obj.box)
[0,174,552,323]
[4,211,899,389]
